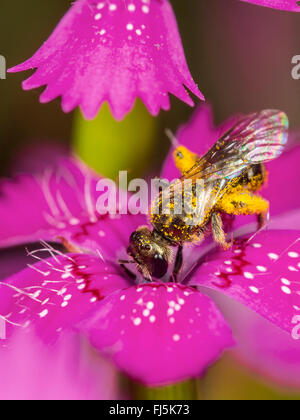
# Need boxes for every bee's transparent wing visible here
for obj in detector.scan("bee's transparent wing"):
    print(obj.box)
[184,110,289,182]
[155,177,228,227]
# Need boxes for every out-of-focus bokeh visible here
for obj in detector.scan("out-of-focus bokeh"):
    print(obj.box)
[1,0,300,399]
[1,0,299,177]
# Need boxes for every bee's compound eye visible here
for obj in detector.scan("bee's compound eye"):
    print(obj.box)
[177,151,184,159]
[130,231,139,242]
[152,253,168,279]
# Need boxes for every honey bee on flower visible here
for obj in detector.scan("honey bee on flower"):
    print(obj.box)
[127,110,289,281]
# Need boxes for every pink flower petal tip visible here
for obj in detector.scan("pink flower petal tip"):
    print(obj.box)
[8,0,204,120]
[240,0,300,12]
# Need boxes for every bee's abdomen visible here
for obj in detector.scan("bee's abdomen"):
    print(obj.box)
[150,189,208,244]
[241,163,267,192]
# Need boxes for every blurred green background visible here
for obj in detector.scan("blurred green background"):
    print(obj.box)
[0,0,300,399]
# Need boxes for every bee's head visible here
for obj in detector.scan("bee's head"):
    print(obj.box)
[128,227,171,279]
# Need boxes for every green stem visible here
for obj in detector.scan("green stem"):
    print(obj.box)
[125,377,201,400]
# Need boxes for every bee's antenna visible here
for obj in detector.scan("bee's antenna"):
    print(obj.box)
[119,261,137,281]
[165,128,179,148]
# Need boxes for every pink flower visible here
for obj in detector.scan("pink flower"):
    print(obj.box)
[240,0,300,11]
[0,331,119,400]
[218,298,300,390]
[9,1,298,121]
[8,0,203,121]
[0,106,299,387]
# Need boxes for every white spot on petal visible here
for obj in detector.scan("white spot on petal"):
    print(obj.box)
[39,309,48,318]
[70,218,80,226]
[288,252,299,259]
[281,278,291,286]
[167,308,174,316]
[142,5,150,13]
[257,266,267,272]
[146,301,154,310]
[281,286,291,295]
[268,253,279,260]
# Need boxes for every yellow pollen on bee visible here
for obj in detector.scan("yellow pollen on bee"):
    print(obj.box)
[217,189,269,216]
[173,146,199,175]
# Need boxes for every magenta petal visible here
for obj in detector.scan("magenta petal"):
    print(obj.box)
[0,253,129,343]
[264,145,300,216]
[224,300,300,389]
[0,331,119,400]
[0,157,145,258]
[270,209,300,231]
[80,283,234,386]
[188,230,300,335]
[9,0,203,120]
[240,0,300,12]
[161,104,238,180]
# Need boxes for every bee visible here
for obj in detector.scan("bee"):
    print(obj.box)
[124,110,289,281]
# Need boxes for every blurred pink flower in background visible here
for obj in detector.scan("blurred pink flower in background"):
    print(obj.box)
[240,0,300,11]
[9,0,298,121]
[215,296,300,390]
[9,0,203,120]
[0,331,119,400]
[0,106,300,388]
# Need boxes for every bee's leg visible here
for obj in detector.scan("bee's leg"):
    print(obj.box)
[120,263,137,281]
[211,213,232,250]
[171,245,183,283]
[257,211,269,230]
